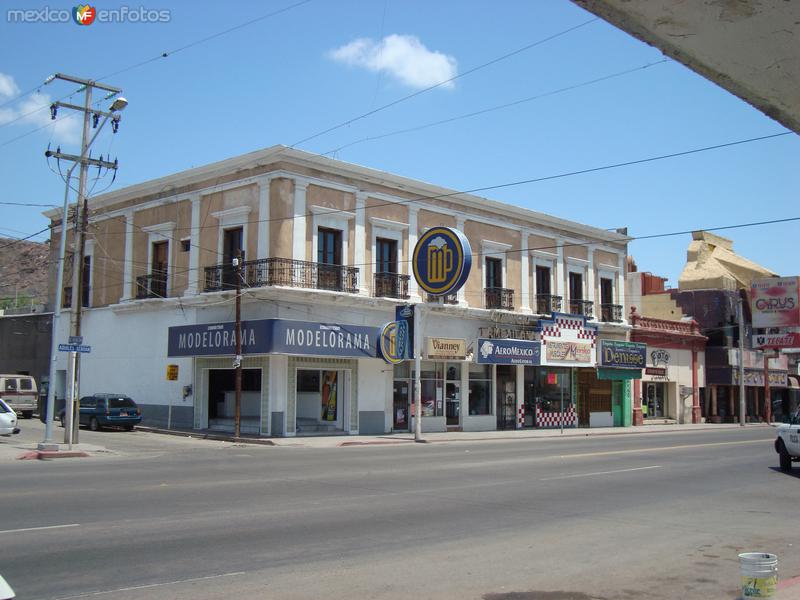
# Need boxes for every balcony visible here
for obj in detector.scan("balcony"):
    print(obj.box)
[485,287,514,310]
[599,303,623,323]
[203,258,359,294]
[136,273,167,299]
[535,294,562,315]
[568,299,594,318]
[426,293,459,305]
[374,272,410,300]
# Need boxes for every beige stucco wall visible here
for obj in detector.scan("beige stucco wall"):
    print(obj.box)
[640,293,685,320]
[364,199,410,285]
[304,185,354,265]
[171,200,192,297]
[641,347,705,423]
[464,221,521,309]
[90,216,126,306]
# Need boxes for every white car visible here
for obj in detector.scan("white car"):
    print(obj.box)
[775,409,800,472]
[0,398,20,436]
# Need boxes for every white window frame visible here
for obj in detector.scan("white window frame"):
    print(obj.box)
[142,221,176,298]
[532,252,557,297]
[311,205,355,266]
[481,240,512,289]
[597,267,619,305]
[566,258,589,304]
[212,207,251,263]
[370,217,407,274]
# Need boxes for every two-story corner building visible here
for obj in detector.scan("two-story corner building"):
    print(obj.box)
[45,145,632,437]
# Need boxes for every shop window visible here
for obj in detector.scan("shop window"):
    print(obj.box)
[534,368,572,413]
[297,370,320,392]
[468,363,492,416]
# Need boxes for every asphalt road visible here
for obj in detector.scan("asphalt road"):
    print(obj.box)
[0,423,796,600]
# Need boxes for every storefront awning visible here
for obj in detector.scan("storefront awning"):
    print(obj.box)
[597,367,642,381]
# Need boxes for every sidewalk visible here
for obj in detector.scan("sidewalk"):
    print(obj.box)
[137,421,775,449]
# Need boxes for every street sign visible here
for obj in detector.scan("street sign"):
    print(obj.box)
[68,336,83,345]
[752,332,800,349]
[58,343,91,353]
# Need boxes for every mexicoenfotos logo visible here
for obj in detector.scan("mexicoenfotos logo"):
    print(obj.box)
[6,5,171,24]
[73,5,96,25]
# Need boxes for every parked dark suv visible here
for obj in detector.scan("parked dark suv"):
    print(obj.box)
[58,394,142,431]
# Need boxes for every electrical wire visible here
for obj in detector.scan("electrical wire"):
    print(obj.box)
[0,227,51,249]
[290,17,599,148]
[322,59,671,156]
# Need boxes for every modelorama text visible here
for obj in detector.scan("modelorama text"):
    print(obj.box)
[177,325,371,352]
[7,6,170,23]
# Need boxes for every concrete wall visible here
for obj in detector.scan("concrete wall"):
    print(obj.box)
[0,313,53,394]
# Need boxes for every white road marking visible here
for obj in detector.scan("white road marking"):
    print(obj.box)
[0,523,80,534]
[51,571,246,599]
[540,465,662,481]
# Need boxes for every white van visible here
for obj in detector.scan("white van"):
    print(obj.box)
[0,375,37,419]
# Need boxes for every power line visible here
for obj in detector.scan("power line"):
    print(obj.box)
[322,59,670,156]
[0,201,60,207]
[0,227,51,250]
[290,17,599,148]
[97,0,315,82]
[72,129,796,240]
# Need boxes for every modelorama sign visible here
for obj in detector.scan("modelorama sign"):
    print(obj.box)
[599,340,647,369]
[167,319,380,358]
[477,338,541,365]
[750,277,800,329]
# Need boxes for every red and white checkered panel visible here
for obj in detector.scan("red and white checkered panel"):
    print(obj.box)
[536,405,577,428]
[518,406,525,428]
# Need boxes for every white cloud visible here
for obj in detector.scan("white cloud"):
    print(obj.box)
[0,72,20,100]
[0,72,80,144]
[328,34,458,90]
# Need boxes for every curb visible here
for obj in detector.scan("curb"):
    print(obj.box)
[134,426,276,446]
[17,450,90,460]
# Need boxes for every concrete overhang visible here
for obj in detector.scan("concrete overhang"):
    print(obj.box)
[572,0,800,134]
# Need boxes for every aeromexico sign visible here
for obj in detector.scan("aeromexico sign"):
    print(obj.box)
[477,338,541,365]
[168,319,380,358]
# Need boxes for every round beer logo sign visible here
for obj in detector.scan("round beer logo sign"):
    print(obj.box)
[412,227,472,296]
[379,320,407,364]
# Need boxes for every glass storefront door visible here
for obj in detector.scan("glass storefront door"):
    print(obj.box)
[393,379,410,430]
[644,382,665,418]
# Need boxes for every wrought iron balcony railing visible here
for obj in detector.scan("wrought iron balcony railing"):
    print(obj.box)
[203,257,359,294]
[374,272,410,299]
[568,299,594,318]
[136,273,167,299]
[485,287,514,310]
[535,294,562,315]
[600,303,623,323]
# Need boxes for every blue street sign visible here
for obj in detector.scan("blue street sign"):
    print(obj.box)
[58,344,92,353]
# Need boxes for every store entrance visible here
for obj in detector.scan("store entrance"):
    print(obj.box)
[644,382,665,418]
[296,369,347,434]
[496,365,516,430]
[393,379,410,431]
[207,368,262,434]
[577,369,612,427]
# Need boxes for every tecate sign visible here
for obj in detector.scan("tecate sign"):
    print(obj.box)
[752,332,800,349]
[750,277,800,328]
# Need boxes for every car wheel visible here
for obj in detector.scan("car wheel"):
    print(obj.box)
[778,440,792,472]
[89,417,100,432]
[124,425,134,432]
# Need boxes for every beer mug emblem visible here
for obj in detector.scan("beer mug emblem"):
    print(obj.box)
[427,236,454,283]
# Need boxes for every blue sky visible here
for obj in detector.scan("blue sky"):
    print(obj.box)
[0,0,797,286]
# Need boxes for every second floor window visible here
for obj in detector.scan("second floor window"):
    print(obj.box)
[376,238,397,273]
[569,271,583,301]
[318,227,342,265]
[600,277,614,305]
[485,257,503,289]
[81,255,91,307]
[535,265,551,295]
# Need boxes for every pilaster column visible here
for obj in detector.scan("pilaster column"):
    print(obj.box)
[355,191,367,294]
[257,178,271,260]
[408,206,420,300]
[555,237,565,304]
[587,244,596,319]
[187,195,201,295]
[122,210,134,300]
[617,253,627,323]
[292,180,308,262]
[520,230,531,313]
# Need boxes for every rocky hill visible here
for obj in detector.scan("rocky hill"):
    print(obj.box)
[0,237,51,311]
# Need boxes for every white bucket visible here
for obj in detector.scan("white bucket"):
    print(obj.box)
[739,552,778,599]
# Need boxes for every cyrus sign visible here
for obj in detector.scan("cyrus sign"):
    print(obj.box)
[750,277,800,329]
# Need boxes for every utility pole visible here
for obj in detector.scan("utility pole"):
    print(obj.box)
[234,249,243,439]
[40,73,126,448]
[737,295,746,426]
